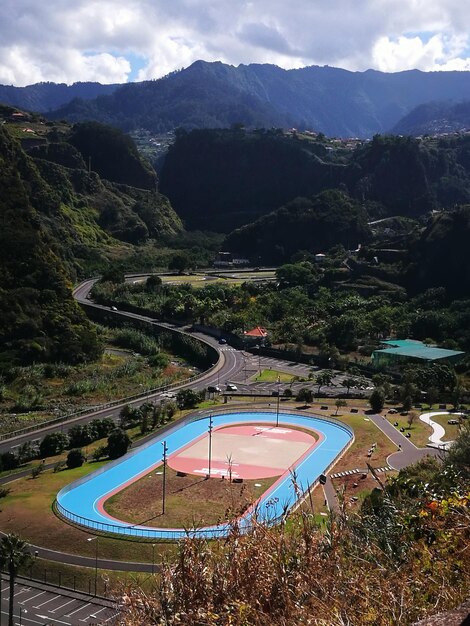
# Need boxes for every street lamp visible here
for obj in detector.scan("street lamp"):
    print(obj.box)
[87,537,98,596]
[162,441,168,515]
[151,544,156,575]
[255,345,261,374]
[19,607,27,626]
[276,376,281,427]
[207,415,213,478]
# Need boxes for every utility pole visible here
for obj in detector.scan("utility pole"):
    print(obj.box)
[162,441,168,515]
[207,415,213,478]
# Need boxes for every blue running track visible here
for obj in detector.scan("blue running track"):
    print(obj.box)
[56,412,352,540]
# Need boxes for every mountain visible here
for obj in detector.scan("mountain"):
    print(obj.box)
[406,205,470,298]
[392,100,470,136]
[159,128,342,231]
[0,111,183,368]
[41,61,470,138]
[159,128,470,231]
[0,81,119,112]
[223,190,371,264]
[0,125,102,368]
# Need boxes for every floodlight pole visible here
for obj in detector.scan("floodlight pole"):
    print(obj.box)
[162,441,168,515]
[87,537,98,596]
[207,415,213,478]
[276,376,281,427]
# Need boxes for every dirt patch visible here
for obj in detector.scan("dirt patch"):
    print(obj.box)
[104,467,277,529]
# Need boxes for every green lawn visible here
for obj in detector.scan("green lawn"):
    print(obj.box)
[427,412,464,442]
[383,411,432,447]
[250,369,304,383]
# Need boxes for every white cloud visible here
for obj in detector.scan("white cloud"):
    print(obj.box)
[1,0,470,85]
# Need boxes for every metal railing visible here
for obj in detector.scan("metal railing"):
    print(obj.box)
[0,298,223,443]
[54,409,353,541]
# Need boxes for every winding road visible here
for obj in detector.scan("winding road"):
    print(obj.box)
[1,277,245,455]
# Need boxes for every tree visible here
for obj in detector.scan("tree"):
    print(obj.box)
[101,266,125,284]
[315,371,333,395]
[0,452,19,472]
[146,274,162,291]
[402,395,413,412]
[335,399,347,415]
[176,388,201,410]
[168,253,191,274]
[0,534,33,626]
[444,422,470,479]
[425,386,439,409]
[107,428,131,460]
[66,448,85,469]
[343,377,358,397]
[151,404,163,429]
[407,410,419,429]
[39,432,68,458]
[296,388,313,404]
[92,445,108,461]
[369,389,385,413]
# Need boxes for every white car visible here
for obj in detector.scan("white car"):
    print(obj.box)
[226,383,238,392]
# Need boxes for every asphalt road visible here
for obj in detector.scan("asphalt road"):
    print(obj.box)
[1,279,246,455]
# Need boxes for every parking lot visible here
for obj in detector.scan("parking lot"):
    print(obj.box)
[2,576,119,625]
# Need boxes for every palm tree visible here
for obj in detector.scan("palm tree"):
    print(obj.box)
[0,534,33,626]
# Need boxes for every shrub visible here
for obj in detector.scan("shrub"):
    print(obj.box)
[107,428,131,459]
[66,448,85,469]
[39,432,69,458]
[0,452,19,471]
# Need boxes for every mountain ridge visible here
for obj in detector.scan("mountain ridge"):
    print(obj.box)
[6,61,470,137]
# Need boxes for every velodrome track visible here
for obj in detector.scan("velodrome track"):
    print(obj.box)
[56,411,353,540]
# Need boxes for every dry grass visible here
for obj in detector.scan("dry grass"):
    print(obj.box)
[116,492,470,626]
[0,463,175,564]
[327,412,396,473]
[105,468,277,529]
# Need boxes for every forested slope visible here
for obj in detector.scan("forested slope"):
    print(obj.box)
[0,126,101,368]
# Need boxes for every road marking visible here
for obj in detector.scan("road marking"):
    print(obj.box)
[50,598,77,612]
[34,594,61,608]
[24,590,46,603]
[37,614,72,625]
[87,606,106,619]
[13,587,31,596]
[1,609,45,625]
[66,602,91,617]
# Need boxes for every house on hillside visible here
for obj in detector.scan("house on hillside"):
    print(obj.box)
[371,339,465,370]
[243,326,269,346]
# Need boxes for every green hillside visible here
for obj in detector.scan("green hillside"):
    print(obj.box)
[159,129,470,232]
[0,113,183,368]
[224,190,371,263]
[0,125,101,368]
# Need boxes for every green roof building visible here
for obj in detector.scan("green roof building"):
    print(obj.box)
[371,339,465,370]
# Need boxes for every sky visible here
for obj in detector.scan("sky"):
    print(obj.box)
[2,0,470,86]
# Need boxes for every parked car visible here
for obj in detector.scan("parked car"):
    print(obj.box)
[388,408,398,414]
[218,338,227,344]
[448,419,459,425]
[226,383,238,391]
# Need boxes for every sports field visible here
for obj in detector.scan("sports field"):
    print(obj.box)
[56,412,352,540]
